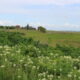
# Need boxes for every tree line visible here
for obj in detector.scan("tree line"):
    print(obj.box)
[0,24,46,33]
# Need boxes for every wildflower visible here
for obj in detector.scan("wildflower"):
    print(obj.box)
[68,74,72,78]
[32,66,36,69]
[19,59,24,62]
[58,76,61,79]
[74,75,77,78]
[47,75,50,78]
[59,68,62,71]
[0,65,5,68]
[24,64,27,67]
[78,77,80,79]
[37,66,39,70]
[16,50,21,53]
[55,54,58,57]
[4,45,8,48]
[34,47,37,50]
[42,72,46,77]
[0,46,3,48]
[45,71,48,74]
[11,54,14,56]
[28,60,33,64]
[13,64,16,67]
[18,75,21,78]
[5,58,8,62]
[0,54,3,56]
[42,78,46,80]
[54,69,56,71]
[3,53,7,56]
[17,68,20,71]
[78,69,80,73]
[6,52,10,54]
[74,66,77,70]
[38,73,42,77]
[64,56,72,60]
[50,53,53,56]
[49,74,53,78]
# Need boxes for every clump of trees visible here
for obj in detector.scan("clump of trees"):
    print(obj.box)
[0,24,47,33]
[38,26,46,33]
[0,26,4,29]
[25,24,36,30]
[0,25,16,29]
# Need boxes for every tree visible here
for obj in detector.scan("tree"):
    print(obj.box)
[38,26,46,33]
[26,24,30,30]
[25,24,36,30]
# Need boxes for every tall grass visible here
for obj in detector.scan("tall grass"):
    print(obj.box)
[0,31,80,80]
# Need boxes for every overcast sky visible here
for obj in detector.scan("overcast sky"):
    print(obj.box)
[0,0,80,31]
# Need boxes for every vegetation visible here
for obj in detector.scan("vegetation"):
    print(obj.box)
[0,30,80,80]
[38,26,46,33]
[0,24,37,30]
[4,29,80,47]
[25,24,36,30]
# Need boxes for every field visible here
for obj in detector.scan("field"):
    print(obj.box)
[0,29,80,80]
[4,29,80,47]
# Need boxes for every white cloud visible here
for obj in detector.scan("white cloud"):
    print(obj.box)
[0,0,80,15]
[0,0,80,6]
[0,20,14,25]
[29,22,80,31]
[33,23,80,31]
[0,0,80,31]
[0,20,80,31]
[49,24,80,31]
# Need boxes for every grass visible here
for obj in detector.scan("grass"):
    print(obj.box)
[0,30,80,80]
[4,29,80,47]
[0,45,80,80]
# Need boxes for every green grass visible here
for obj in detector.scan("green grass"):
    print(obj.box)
[4,29,80,47]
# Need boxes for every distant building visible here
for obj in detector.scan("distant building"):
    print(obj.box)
[16,25,20,29]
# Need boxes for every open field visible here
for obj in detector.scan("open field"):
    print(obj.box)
[3,29,80,47]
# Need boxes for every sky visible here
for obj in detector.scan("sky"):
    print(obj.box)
[0,0,80,31]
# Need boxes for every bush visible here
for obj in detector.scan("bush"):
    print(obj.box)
[38,26,46,33]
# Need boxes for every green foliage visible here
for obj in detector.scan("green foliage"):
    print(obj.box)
[38,26,46,33]
[0,26,16,29]
[25,24,36,30]
[0,26,4,29]
[0,31,35,46]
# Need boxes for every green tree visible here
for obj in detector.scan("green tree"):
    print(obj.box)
[38,26,46,33]
[25,24,30,30]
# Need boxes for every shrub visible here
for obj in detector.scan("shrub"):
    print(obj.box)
[38,26,46,33]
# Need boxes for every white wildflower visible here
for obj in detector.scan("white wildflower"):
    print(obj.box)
[32,66,36,69]
[42,78,46,80]
[74,75,77,78]
[18,75,21,78]
[74,66,77,70]
[58,76,61,79]
[13,64,16,67]
[0,65,5,68]
[68,74,72,78]
[5,58,8,62]
[19,59,24,62]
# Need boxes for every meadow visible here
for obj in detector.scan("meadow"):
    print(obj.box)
[5,29,80,47]
[0,29,80,80]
